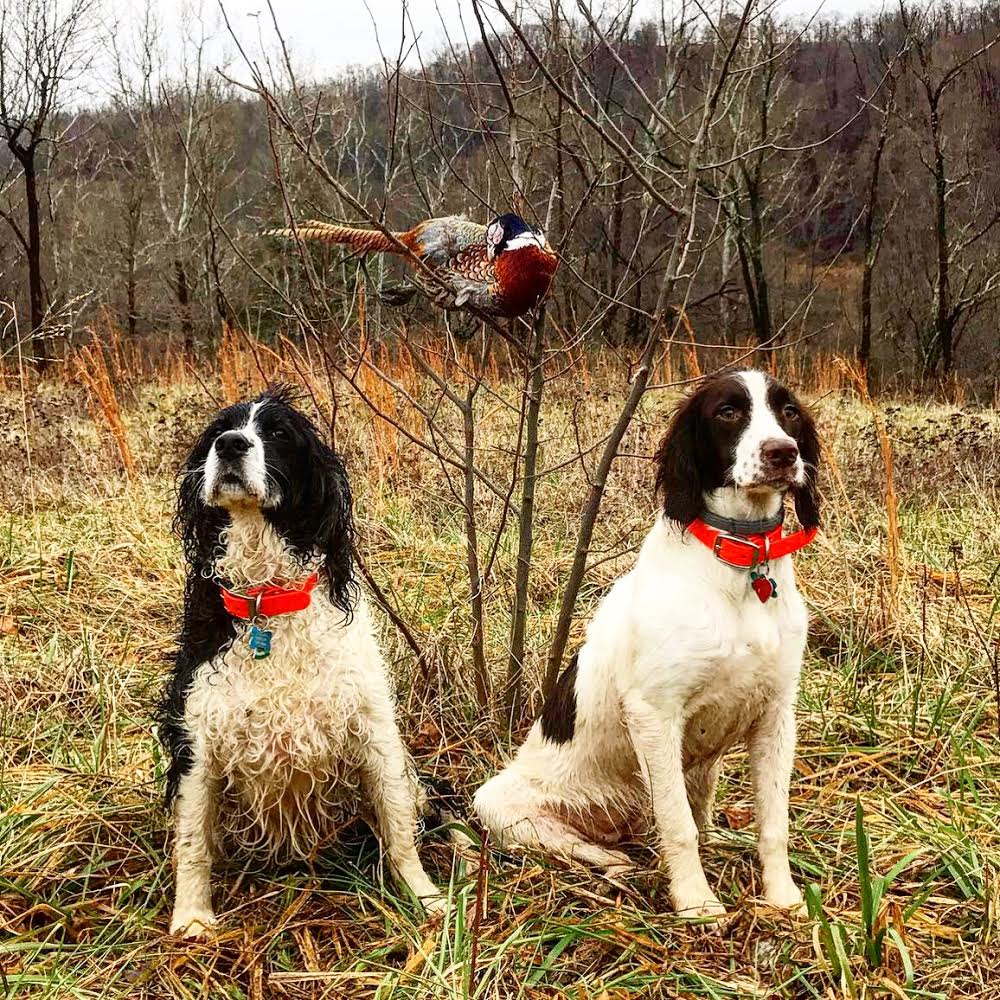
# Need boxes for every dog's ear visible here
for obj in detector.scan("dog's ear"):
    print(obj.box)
[305,431,358,620]
[654,390,705,526]
[792,402,821,529]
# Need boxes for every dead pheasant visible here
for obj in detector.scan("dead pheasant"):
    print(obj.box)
[267,213,558,319]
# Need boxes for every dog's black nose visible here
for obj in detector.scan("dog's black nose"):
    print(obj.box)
[215,431,251,460]
[761,438,798,468]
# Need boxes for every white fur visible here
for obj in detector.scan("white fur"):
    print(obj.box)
[731,370,804,488]
[474,371,810,916]
[169,510,441,938]
[201,402,272,507]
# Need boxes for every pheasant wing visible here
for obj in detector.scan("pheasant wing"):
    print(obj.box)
[407,217,498,310]
[409,217,488,265]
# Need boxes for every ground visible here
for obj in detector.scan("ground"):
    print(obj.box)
[1,341,998,998]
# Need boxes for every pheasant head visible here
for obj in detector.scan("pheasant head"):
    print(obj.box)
[485,214,550,262]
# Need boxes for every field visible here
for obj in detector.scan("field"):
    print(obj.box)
[1,338,999,999]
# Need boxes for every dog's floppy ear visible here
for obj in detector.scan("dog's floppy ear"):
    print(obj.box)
[654,389,705,526]
[308,434,357,620]
[792,402,821,529]
[261,398,358,620]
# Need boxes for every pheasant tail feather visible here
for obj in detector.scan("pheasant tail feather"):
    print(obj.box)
[265,220,416,255]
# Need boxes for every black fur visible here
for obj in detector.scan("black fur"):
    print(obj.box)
[654,371,821,529]
[418,775,464,837]
[540,653,579,744]
[157,385,357,805]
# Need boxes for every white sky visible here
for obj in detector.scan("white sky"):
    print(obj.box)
[106,0,891,84]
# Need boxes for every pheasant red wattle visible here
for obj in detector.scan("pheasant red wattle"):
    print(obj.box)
[267,212,558,319]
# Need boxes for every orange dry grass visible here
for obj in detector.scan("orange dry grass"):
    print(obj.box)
[837,355,903,612]
[72,336,136,477]
[357,343,404,472]
[218,321,244,405]
[678,309,702,378]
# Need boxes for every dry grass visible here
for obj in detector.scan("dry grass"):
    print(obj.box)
[1,338,999,999]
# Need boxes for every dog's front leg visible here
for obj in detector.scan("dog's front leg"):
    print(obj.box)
[624,691,725,917]
[169,760,220,938]
[748,695,803,909]
[360,720,444,914]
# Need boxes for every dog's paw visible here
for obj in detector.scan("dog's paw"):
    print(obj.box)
[674,894,727,919]
[762,879,804,912]
[169,910,218,939]
[421,893,448,917]
[604,859,634,879]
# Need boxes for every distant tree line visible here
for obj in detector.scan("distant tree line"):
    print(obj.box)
[2,0,1000,383]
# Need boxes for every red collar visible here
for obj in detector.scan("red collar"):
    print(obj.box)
[220,573,319,619]
[687,519,817,569]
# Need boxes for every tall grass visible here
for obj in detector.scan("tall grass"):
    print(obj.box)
[1,332,998,998]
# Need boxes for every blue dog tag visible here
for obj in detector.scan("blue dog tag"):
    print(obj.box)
[248,624,272,659]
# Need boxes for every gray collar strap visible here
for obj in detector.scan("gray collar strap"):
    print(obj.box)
[698,507,785,536]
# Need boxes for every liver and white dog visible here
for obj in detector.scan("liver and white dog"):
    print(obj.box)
[474,370,820,916]
[159,386,442,937]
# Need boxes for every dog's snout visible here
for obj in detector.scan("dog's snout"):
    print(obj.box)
[761,438,798,468]
[215,431,251,460]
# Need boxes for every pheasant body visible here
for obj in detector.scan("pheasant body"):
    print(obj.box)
[268,213,557,319]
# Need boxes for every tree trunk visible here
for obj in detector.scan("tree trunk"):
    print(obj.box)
[606,160,627,337]
[125,230,138,339]
[930,100,952,375]
[859,246,874,383]
[858,83,893,391]
[126,260,138,338]
[719,216,734,336]
[208,221,233,326]
[462,390,489,708]
[746,182,772,348]
[544,321,662,694]
[735,226,770,348]
[21,151,48,367]
[175,258,195,354]
[505,306,545,730]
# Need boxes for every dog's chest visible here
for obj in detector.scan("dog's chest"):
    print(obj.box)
[680,607,799,761]
[682,658,778,762]
[187,617,368,781]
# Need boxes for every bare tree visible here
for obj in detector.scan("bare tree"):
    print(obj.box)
[42,0,998,735]
[849,18,901,387]
[0,0,98,364]
[111,4,239,351]
[898,1,1000,376]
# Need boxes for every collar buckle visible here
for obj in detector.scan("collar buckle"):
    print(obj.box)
[712,532,761,569]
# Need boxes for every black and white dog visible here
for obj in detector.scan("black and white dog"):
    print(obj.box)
[474,370,820,916]
[159,386,441,938]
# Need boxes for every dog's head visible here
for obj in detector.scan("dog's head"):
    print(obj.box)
[654,370,820,528]
[176,385,356,616]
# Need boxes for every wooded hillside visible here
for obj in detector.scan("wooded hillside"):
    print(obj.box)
[2,0,1000,382]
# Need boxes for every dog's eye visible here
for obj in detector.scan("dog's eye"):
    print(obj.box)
[270,426,289,441]
[783,404,799,420]
[717,404,740,421]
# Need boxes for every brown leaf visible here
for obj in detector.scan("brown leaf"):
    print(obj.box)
[722,806,754,830]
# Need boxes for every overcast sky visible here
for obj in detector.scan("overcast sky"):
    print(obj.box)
[107,0,890,84]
